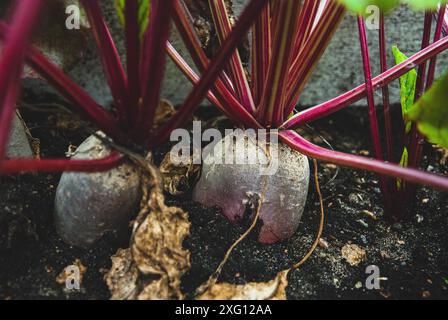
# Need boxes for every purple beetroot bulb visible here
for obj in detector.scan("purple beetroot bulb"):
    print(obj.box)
[54,133,141,248]
[193,130,310,244]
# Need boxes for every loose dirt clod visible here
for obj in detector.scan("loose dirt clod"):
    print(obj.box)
[341,244,366,266]
[56,259,87,287]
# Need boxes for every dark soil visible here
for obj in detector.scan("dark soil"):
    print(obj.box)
[1,100,447,300]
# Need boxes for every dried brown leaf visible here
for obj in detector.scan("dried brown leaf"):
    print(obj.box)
[153,99,177,129]
[106,159,191,300]
[131,204,190,300]
[160,152,200,196]
[106,249,139,300]
[197,270,289,300]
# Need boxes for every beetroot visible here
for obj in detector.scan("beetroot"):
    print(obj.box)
[193,130,309,244]
[54,133,141,248]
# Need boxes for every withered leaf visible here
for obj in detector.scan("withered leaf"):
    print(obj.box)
[131,205,190,300]
[106,248,139,300]
[160,152,200,196]
[106,169,191,300]
[196,270,289,300]
[153,99,176,129]
[56,258,87,287]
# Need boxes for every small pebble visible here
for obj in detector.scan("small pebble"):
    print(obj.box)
[319,238,329,249]
[361,209,377,220]
[333,278,340,287]
[360,235,368,245]
[355,281,363,289]
[348,193,361,204]
[359,150,370,156]
[416,214,424,223]
[357,219,369,229]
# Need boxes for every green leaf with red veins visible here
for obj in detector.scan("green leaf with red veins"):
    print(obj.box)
[407,72,448,149]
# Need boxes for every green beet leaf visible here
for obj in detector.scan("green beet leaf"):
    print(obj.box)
[397,147,409,190]
[392,46,416,134]
[115,0,150,39]
[339,0,446,14]
[407,72,448,149]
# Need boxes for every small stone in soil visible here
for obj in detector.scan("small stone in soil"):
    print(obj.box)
[341,244,366,266]
[361,209,377,220]
[360,235,368,245]
[357,219,369,229]
[318,238,329,249]
[392,223,403,231]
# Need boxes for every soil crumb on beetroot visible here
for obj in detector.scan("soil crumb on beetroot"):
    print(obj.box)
[1,102,447,299]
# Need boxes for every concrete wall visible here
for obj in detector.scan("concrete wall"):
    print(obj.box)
[163,2,448,108]
[299,7,448,107]
[10,1,448,109]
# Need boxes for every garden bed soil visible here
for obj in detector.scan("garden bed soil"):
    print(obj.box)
[0,98,447,300]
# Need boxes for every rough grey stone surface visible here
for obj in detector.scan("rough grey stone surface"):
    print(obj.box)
[6,112,34,159]
[193,130,310,244]
[234,2,448,108]
[54,133,141,248]
[62,1,194,108]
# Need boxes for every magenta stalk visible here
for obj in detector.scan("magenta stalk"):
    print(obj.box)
[0,154,123,175]
[282,35,448,129]
[280,130,448,192]
[152,0,270,146]
[379,13,394,163]
[125,0,141,128]
[81,0,128,126]
[357,15,392,216]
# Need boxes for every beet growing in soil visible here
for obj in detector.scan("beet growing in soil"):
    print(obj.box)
[0,101,447,299]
